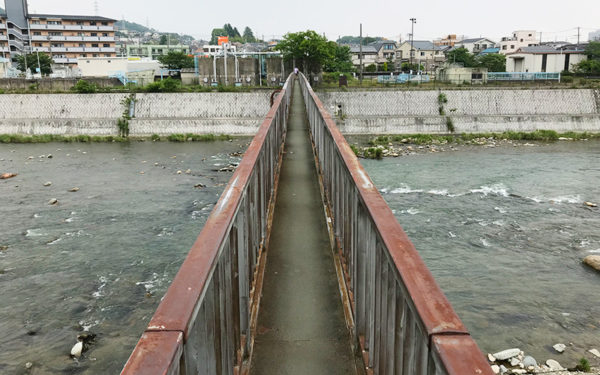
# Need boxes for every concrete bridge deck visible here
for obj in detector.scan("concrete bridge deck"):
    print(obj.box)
[251,80,356,374]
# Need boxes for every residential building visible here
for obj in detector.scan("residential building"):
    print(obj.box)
[454,38,496,54]
[479,47,501,56]
[200,44,237,56]
[0,0,116,66]
[396,40,448,72]
[499,30,539,55]
[434,34,459,47]
[126,44,190,59]
[349,45,378,67]
[589,30,600,41]
[348,41,397,68]
[506,44,588,73]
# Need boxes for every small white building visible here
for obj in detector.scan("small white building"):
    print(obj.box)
[454,38,496,54]
[499,30,539,55]
[77,57,159,85]
[202,44,237,56]
[349,45,378,67]
[506,45,588,73]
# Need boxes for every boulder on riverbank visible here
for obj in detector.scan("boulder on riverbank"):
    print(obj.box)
[584,255,600,272]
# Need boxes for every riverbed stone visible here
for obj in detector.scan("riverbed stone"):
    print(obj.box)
[510,357,521,366]
[25,362,33,369]
[493,348,521,360]
[511,369,526,374]
[48,198,58,205]
[70,341,83,358]
[522,356,537,367]
[43,182,52,186]
[499,365,508,374]
[488,353,496,362]
[553,343,566,353]
[545,359,562,371]
[69,187,80,192]
[583,255,600,271]
[491,364,500,374]
[589,348,600,358]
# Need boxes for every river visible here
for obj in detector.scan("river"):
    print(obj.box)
[359,140,600,364]
[0,140,248,374]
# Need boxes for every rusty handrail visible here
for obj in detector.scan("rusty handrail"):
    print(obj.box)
[298,74,493,375]
[121,75,294,375]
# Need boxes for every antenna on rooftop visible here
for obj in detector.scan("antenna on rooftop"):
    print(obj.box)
[93,0,99,16]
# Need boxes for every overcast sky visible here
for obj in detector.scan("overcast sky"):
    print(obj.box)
[24,0,599,43]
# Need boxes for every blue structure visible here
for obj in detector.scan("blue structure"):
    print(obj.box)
[378,73,431,84]
[479,47,501,56]
[487,72,561,81]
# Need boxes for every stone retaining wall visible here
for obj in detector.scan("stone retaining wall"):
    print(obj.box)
[319,89,600,134]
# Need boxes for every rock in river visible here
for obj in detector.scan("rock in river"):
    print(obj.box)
[492,348,520,360]
[583,255,600,271]
[1,173,17,179]
[553,343,566,353]
[48,198,58,205]
[70,341,83,358]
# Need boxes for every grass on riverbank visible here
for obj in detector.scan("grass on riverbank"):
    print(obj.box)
[0,133,234,144]
[365,131,600,146]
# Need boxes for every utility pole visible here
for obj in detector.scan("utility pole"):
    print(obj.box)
[409,18,416,68]
[577,26,580,45]
[359,23,363,85]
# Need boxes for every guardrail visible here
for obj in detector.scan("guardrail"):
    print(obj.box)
[488,72,561,81]
[298,73,493,375]
[121,75,293,374]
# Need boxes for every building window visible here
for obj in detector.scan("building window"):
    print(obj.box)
[502,45,507,50]
[93,54,98,57]
[77,21,84,25]
[528,34,532,37]
[103,43,109,47]
[51,43,64,47]
[31,20,41,24]
[80,54,87,57]
[90,22,97,26]
[102,33,108,37]
[92,44,99,47]
[91,33,97,36]
[510,45,515,49]
[79,43,85,47]
[420,51,425,56]
[48,21,62,25]
[472,73,483,80]
[105,54,111,57]
[101,22,108,26]
[49,32,63,36]
[34,32,41,36]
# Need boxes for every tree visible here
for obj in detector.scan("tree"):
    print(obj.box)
[210,28,226,44]
[584,41,600,59]
[159,34,168,45]
[323,43,354,72]
[16,53,53,75]
[573,59,600,74]
[400,62,423,72]
[157,51,194,70]
[446,47,477,67]
[243,27,256,43]
[277,30,334,75]
[365,64,377,72]
[477,53,506,72]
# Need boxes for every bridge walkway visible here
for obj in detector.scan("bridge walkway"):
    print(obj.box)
[250,80,357,374]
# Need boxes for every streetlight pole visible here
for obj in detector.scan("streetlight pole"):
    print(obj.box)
[409,18,416,69]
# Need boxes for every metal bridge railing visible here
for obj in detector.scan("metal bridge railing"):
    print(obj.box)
[121,75,293,375]
[298,73,493,375]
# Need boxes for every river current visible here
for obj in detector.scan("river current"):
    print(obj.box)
[360,140,600,364]
[1,140,599,372]
[0,141,248,374]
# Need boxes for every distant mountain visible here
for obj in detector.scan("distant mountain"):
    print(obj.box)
[115,20,154,34]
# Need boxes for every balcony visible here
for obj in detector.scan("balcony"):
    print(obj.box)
[83,37,101,42]
[0,23,5,28]
[0,47,10,53]
[48,36,67,41]
[0,35,7,41]
[31,35,48,41]
[84,47,100,52]
[53,57,78,64]
[100,47,116,52]
[32,47,50,52]
[66,47,84,52]
[100,37,115,42]
[51,47,67,52]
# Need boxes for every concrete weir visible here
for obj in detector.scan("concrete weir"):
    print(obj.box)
[250,80,356,374]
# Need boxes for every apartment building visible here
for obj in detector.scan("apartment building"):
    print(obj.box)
[0,0,116,66]
[499,30,539,55]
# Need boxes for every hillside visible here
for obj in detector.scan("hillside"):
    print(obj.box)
[115,19,153,33]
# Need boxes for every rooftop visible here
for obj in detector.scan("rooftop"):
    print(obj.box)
[29,14,116,22]
[349,45,378,53]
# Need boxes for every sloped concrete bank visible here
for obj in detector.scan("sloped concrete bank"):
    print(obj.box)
[0,92,272,136]
[319,89,600,134]
[1,89,599,136]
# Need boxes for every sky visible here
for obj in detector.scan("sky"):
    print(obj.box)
[23,0,600,43]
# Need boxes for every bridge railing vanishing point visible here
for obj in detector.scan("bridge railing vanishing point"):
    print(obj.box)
[298,73,493,375]
[121,75,293,375]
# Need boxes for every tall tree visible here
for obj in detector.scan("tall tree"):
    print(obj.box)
[243,27,256,43]
[323,43,354,72]
[477,53,506,72]
[446,47,477,67]
[210,28,226,44]
[16,53,53,75]
[277,30,334,75]
[157,51,194,70]
[584,41,600,59]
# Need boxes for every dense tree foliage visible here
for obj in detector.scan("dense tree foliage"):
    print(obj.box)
[16,53,53,75]
[157,51,194,70]
[278,30,354,75]
[477,53,506,72]
[243,27,256,43]
[336,35,384,45]
[210,24,258,44]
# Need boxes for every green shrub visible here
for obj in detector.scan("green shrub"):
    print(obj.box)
[72,79,98,93]
[438,93,448,104]
[144,82,163,92]
[446,117,455,133]
[117,118,129,137]
[161,77,180,92]
[561,76,574,83]
[575,358,591,372]
[151,134,161,142]
[167,134,186,142]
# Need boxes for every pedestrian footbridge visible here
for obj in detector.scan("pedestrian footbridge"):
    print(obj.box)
[121,74,492,375]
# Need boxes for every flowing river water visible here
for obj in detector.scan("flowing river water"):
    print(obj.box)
[1,139,600,373]
[0,140,249,374]
[359,140,600,365]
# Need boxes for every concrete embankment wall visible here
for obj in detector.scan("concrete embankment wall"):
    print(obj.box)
[0,92,272,136]
[318,89,600,134]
